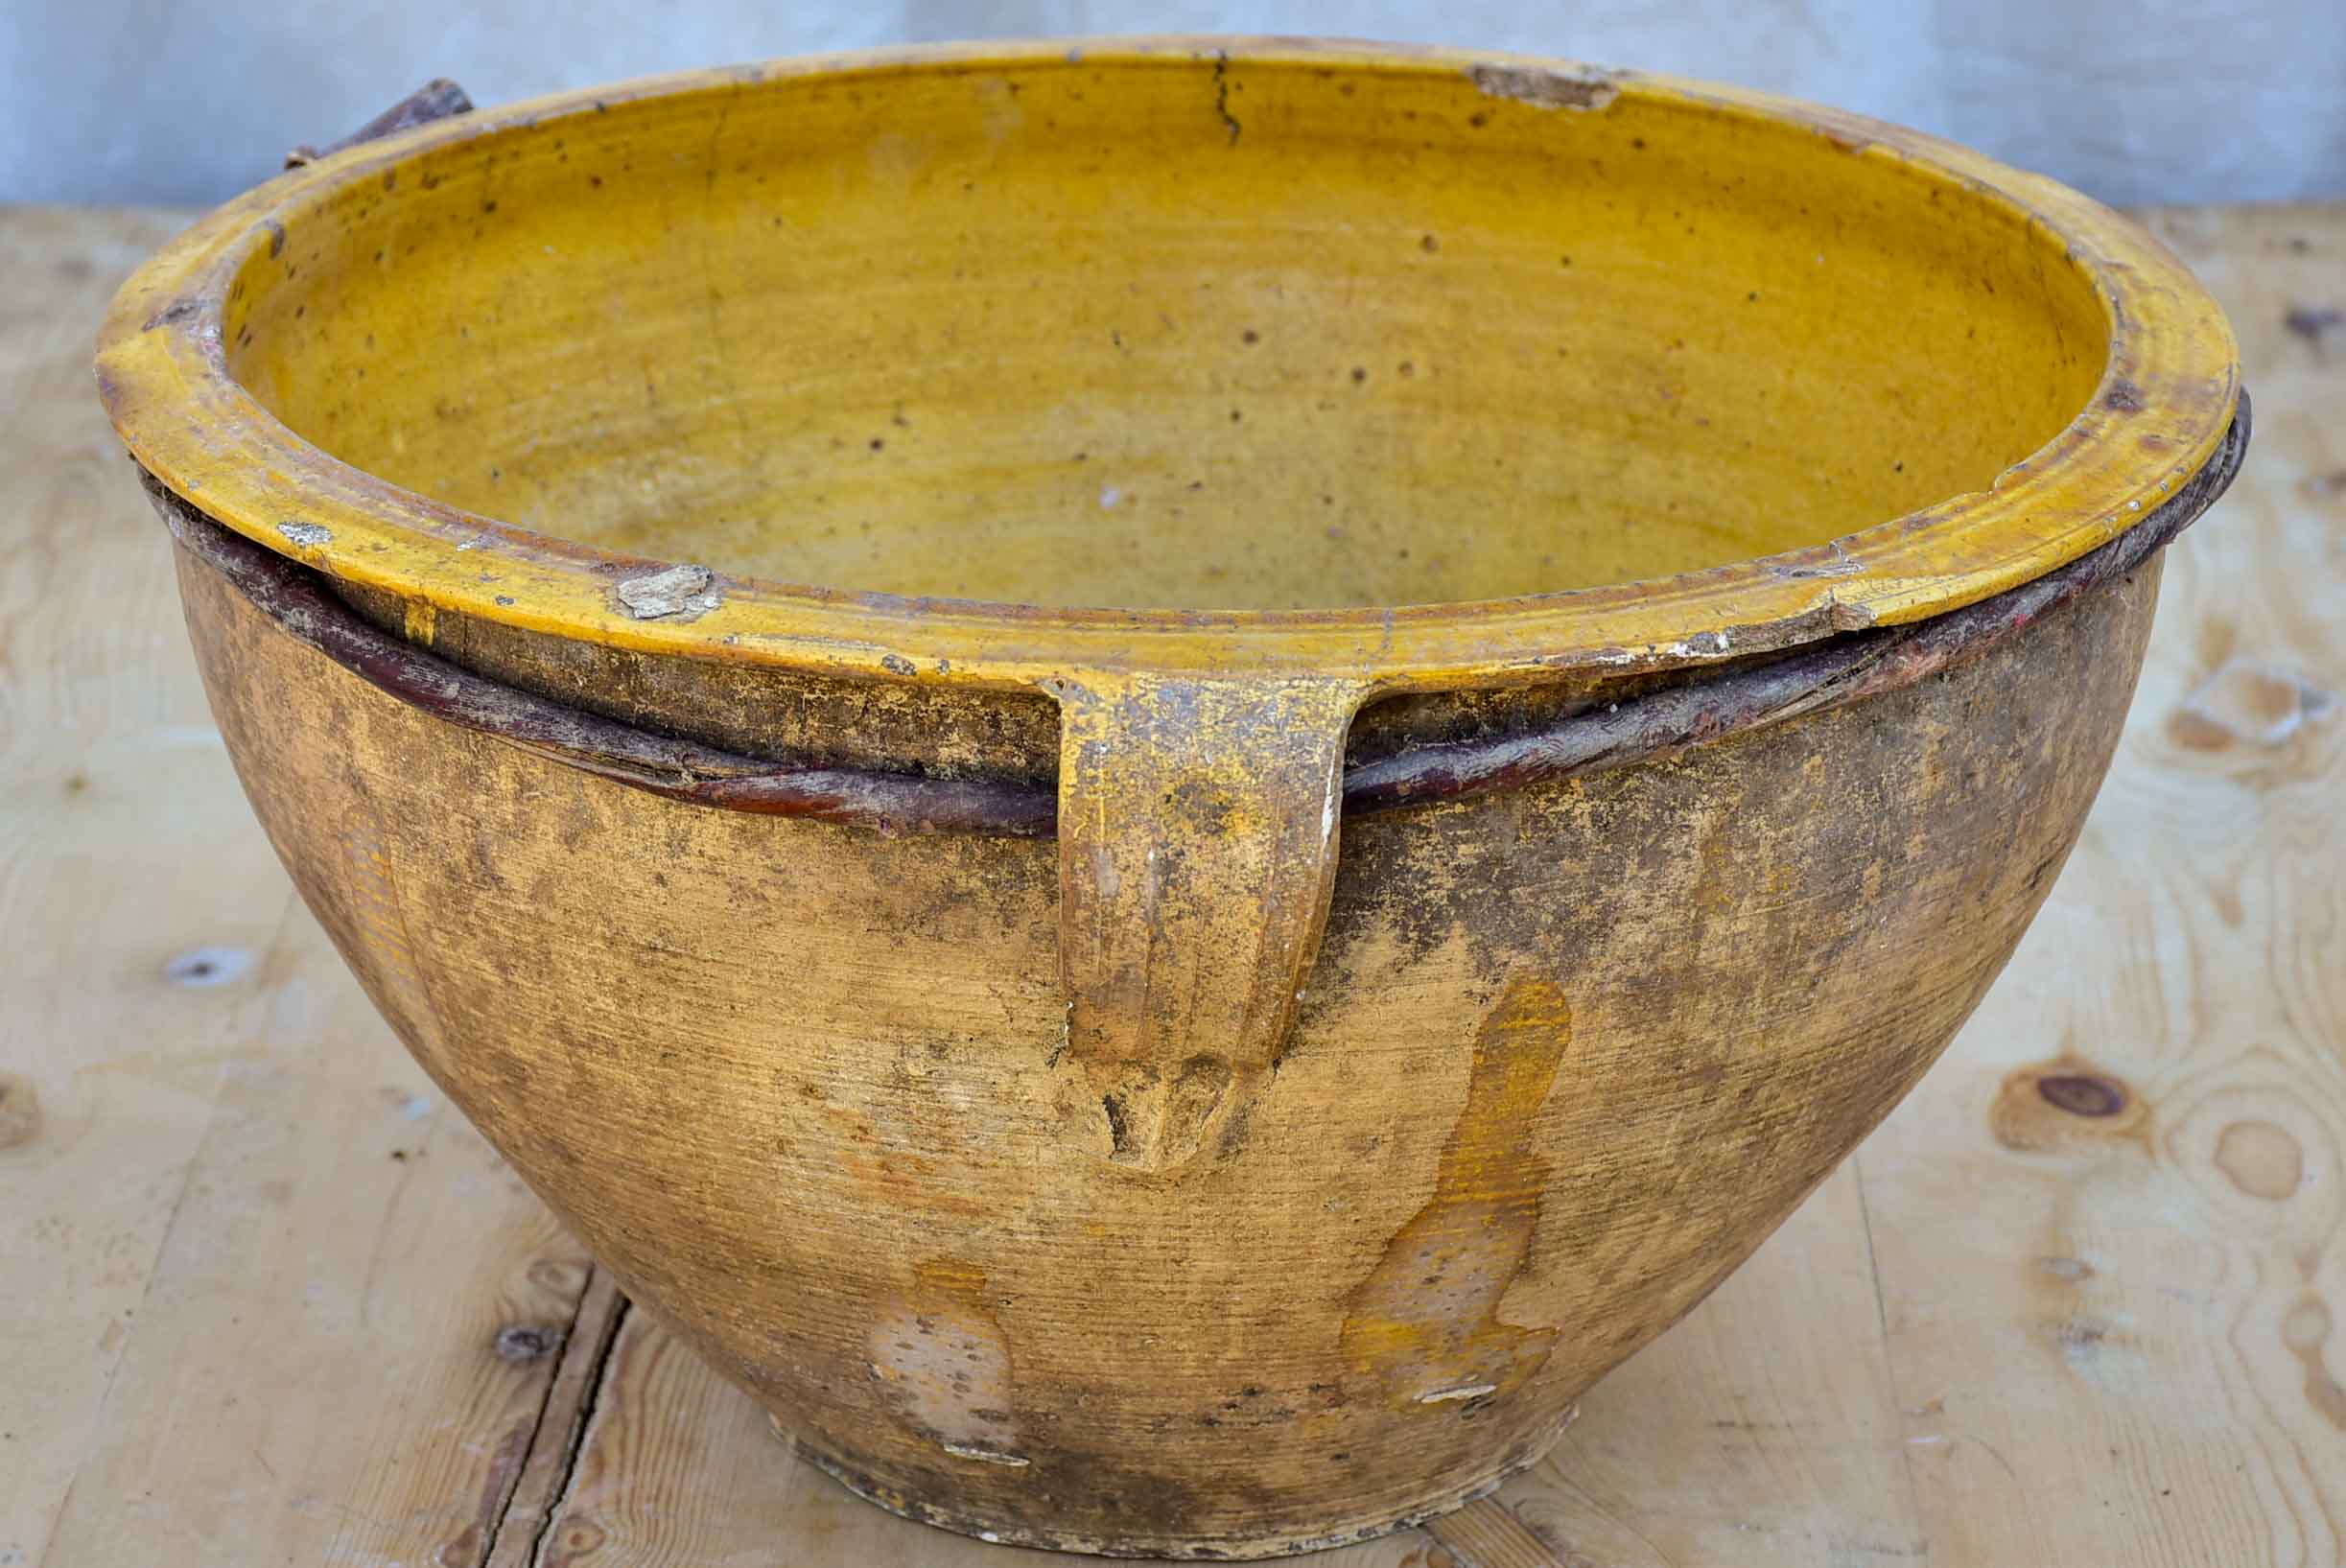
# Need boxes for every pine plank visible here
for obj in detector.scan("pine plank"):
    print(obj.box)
[29,900,597,1568]
[5,199,2339,1568]
[1,203,296,1568]
[1850,200,2346,1568]
[1490,1167,1927,1565]
[2,205,595,1568]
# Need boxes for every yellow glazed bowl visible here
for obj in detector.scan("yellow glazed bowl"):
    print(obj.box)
[100,40,2242,1557]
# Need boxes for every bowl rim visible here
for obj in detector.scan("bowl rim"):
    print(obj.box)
[96,35,2240,693]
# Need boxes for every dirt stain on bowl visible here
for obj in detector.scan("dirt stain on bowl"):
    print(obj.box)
[1342,973,1571,1410]
[869,1258,1028,1467]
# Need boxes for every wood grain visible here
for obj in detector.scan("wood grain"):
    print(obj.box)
[1420,1497,1568,1568]
[1,204,293,1567]
[1492,1164,1928,1565]
[1841,201,2346,1568]
[481,1270,628,1568]
[34,916,592,1568]
[5,199,2340,1566]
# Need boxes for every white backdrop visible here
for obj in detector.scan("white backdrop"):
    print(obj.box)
[5,0,2341,207]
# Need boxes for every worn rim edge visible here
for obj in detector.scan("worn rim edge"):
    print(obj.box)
[100,36,2240,689]
[152,394,2245,836]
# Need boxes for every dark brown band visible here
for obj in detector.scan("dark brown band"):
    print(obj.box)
[1349,397,2250,812]
[153,478,1057,837]
[151,392,2247,837]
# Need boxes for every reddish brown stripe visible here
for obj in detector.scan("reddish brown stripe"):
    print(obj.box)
[1349,395,2247,813]
[151,478,1057,838]
[147,394,2246,838]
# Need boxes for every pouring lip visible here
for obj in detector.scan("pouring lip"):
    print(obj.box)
[97,36,2240,694]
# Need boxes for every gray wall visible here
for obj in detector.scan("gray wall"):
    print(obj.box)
[6,0,2342,208]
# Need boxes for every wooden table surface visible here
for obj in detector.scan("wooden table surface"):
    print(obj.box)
[4,200,2341,1568]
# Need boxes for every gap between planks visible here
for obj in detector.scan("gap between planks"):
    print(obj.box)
[481,1269,630,1568]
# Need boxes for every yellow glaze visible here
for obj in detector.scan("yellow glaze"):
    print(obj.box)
[99,37,2237,690]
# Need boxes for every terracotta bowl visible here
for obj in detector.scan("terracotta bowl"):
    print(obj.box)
[99,40,2243,1558]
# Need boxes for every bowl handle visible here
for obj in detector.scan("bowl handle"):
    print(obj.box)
[286,79,474,167]
[1046,671,1370,1174]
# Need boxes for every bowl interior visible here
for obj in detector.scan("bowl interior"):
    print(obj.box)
[220,56,2109,614]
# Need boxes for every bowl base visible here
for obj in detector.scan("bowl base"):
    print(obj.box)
[770,1403,1580,1560]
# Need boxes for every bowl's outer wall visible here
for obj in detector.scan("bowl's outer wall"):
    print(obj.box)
[173,531,2163,1556]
